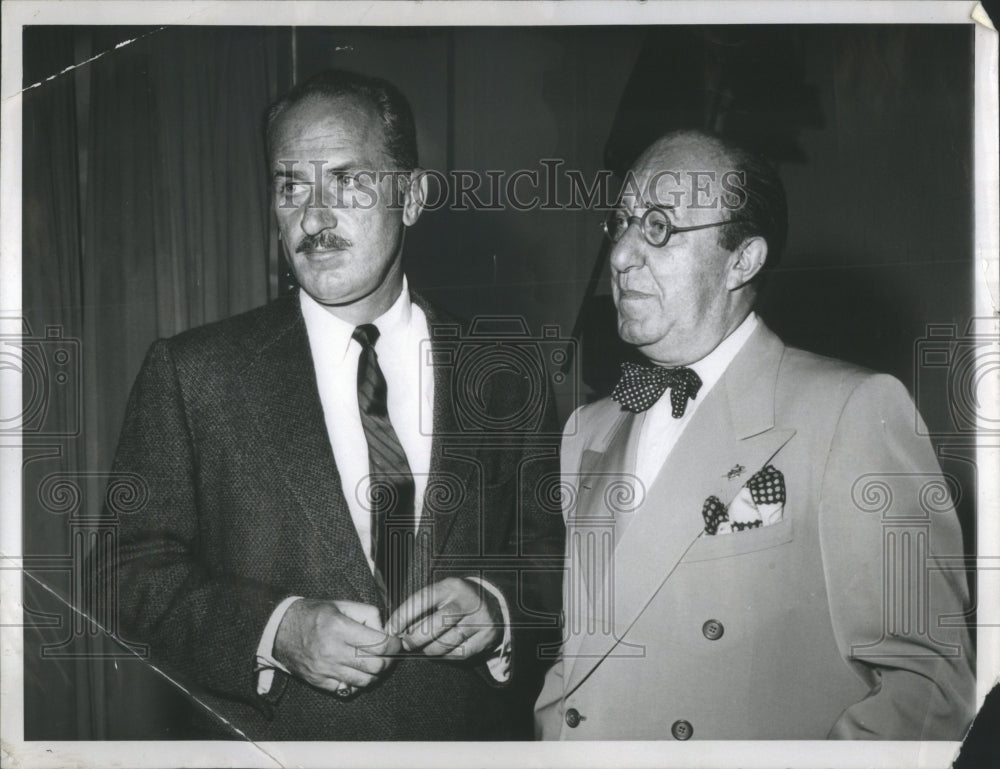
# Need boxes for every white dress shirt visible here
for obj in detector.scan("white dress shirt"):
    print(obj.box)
[255,278,509,692]
[301,276,434,554]
[633,313,759,489]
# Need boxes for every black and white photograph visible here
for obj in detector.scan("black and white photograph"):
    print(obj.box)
[1,1,998,767]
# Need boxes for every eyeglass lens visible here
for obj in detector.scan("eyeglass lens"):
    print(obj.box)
[605,208,672,246]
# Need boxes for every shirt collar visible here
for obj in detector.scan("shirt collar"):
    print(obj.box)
[686,312,759,394]
[299,276,413,363]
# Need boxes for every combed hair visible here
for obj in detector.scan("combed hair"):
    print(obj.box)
[715,138,788,272]
[265,69,419,171]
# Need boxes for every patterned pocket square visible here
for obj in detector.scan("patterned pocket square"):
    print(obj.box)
[702,464,786,535]
[702,495,729,535]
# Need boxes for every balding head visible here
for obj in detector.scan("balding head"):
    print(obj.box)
[634,130,787,271]
[607,130,785,365]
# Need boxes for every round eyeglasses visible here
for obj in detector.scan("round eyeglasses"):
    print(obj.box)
[602,207,742,248]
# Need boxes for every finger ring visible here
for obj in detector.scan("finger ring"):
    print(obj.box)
[335,685,352,698]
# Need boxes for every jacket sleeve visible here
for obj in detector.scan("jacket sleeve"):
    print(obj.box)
[818,374,976,740]
[94,340,288,713]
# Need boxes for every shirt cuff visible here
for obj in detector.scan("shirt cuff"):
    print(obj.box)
[255,595,302,695]
[465,577,512,682]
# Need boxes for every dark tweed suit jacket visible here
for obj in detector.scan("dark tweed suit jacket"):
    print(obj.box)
[101,291,564,740]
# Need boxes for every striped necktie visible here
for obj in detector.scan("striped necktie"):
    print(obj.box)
[353,324,416,613]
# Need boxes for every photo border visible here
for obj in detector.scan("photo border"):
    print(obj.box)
[1,2,996,767]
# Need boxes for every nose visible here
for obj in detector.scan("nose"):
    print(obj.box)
[300,203,338,237]
[608,225,646,274]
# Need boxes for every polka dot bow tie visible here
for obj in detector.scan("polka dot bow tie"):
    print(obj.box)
[611,361,703,417]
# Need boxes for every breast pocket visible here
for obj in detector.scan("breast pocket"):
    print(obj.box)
[681,515,794,562]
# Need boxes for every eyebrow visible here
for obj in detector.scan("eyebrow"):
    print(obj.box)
[271,167,310,182]
[619,200,675,213]
[271,162,359,182]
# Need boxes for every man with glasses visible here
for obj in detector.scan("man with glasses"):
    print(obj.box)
[100,69,563,740]
[534,130,974,740]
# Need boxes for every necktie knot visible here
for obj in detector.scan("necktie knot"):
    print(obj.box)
[353,323,381,349]
[612,361,703,416]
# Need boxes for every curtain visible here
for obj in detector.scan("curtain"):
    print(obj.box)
[22,25,290,739]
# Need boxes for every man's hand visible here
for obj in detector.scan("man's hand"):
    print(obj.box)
[386,578,501,660]
[273,599,402,694]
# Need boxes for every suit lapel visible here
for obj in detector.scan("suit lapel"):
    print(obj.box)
[571,412,637,593]
[564,322,796,695]
[238,296,379,603]
[414,297,480,565]
[234,292,485,605]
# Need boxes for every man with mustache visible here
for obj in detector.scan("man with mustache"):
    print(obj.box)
[101,69,563,740]
[534,130,975,740]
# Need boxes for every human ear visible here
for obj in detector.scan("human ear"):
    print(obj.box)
[726,236,768,290]
[401,170,428,227]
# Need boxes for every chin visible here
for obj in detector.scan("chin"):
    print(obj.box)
[300,279,354,306]
[617,319,648,347]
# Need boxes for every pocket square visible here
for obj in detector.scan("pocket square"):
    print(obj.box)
[702,465,786,536]
[728,487,764,530]
[702,495,728,535]
[746,464,786,506]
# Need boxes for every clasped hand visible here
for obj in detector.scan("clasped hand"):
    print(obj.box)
[387,577,501,660]
[273,598,401,694]
[274,578,500,696]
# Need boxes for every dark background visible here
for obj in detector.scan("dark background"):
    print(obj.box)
[19,22,993,756]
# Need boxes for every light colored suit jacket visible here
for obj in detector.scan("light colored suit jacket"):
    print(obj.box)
[534,322,975,740]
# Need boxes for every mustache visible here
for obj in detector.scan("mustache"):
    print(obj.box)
[296,231,352,253]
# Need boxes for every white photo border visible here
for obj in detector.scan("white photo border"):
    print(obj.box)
[1,2,996,768]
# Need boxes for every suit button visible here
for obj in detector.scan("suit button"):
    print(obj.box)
[671,719,693,740]
[702,619,724,640]
[565,708,583,728]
